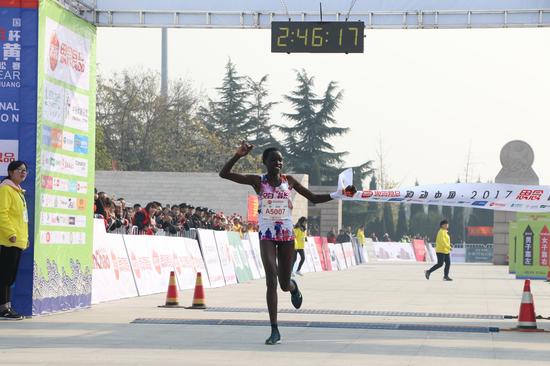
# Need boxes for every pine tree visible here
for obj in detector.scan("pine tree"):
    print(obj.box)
[382,204,395,240]
[245,75,281,151]
[395,204,408,240]
[442,205,453,224]
[280,69,349,184]
[199,59,251,146]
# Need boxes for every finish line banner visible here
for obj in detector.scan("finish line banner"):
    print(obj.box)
[333,169,550,213]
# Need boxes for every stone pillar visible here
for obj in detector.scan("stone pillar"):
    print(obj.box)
[493,140,539,264]
[309,185,342,237]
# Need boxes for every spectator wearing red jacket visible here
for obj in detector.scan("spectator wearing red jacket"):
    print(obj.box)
[133,202,160,235]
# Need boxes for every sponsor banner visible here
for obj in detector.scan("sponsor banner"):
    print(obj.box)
[425,242,437,263]
[184,237,211,288]
[360,244,369,264]
[227,231,253,283]
[41,150,88,177]
[510,213,550,279]
[123,234,202,296]
[41,174,87,194]
[306,237,323,271]
[40,192,86,211]
[44,17,91,90]
[43,79,89,131]
[40,211,86,227]
[213,231,238,285]
[412,239,426,262]
[327,243,340,271]
[42,124,88,154]
[313,236,330,271]
[241,238,261,280]
[196,229,225,287]
[91,220,137,304]
[40,229,85,245]
[171,238,203,290]
[333,243,348,270]
[123,235,169,296]
[246,232,265,278]
[334,168,550,212]
[33,0,96,314]
[294,240,314,273]
[342,242,356,267]
[450,247,466,263]
[373,242,416,261]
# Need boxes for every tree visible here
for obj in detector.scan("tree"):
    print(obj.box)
[199,59,251,147]
[395,204,408,241]
[96,69,246,172]
[409,179,424,220]
[245,75,281,152]
[94,123,112,170]
[382,204,395,240]
[280,69,349,184]
[451,206,465,243]
[442,205,453,224]
[342,164,375,230]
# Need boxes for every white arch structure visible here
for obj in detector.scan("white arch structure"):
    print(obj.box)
[60,0,550,29]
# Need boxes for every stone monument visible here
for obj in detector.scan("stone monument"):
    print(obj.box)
[493,140,539,264]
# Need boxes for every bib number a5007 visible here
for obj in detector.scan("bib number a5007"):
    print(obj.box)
[261,199,291,221]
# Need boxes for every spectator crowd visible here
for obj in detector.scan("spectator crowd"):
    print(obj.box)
[93,189,257,236]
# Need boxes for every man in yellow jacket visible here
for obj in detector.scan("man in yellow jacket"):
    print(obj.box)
[424,219,453,281]
[0,161,29,320]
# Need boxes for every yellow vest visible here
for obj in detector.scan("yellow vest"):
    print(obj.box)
[294,227,306,249]
[0,181,29,250]
[435,228,451,254]
[356,229,365,246]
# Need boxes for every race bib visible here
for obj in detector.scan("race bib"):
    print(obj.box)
[261,198,291,221]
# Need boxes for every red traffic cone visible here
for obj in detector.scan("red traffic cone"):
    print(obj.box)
[187,272,206,309]
[158,271,183,308]
[516,280,539,331]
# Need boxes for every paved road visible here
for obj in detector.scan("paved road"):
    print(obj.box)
[1,263,549,365]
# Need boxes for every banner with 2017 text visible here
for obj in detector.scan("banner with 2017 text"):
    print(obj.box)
[334,168,550,212]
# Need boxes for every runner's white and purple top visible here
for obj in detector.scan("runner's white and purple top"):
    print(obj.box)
[258,174,294,242]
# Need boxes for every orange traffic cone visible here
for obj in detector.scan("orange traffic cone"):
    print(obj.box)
[186,272,206,309]
[158,271,183,308]
[515,280,542,332]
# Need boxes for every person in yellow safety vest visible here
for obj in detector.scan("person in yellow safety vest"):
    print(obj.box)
[293,217,307,276]
[424,219,453,281]
[356,226,366,246]
[0,161,29,320]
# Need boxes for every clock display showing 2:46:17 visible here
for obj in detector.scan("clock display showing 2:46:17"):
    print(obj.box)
[276,26,360,47]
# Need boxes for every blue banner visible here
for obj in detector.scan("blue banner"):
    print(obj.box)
[0,4,38,316]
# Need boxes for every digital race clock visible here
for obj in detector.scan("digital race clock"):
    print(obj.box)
[271,21,364,54]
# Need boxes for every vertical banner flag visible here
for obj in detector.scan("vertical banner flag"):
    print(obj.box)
[511,213,550,279]
[523,226,533,266]
[539,225,549,267]
[1,0,38,316]
[33,0,96,314]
